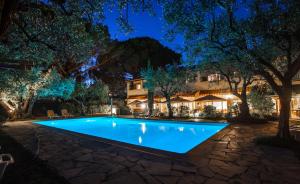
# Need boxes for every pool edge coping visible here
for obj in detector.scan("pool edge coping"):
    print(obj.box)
[31,117,231,160]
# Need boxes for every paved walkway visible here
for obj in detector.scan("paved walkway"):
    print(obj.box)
[2,120,300,184]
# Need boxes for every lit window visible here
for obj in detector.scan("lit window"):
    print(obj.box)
[208,74,221,82]
[136,84,141,89]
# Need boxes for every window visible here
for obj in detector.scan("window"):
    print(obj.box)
[136,84,141,89]
[208,74,221,82]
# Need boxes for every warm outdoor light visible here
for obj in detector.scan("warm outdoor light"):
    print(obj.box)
[112,107,117,115]
[225,94,234,99]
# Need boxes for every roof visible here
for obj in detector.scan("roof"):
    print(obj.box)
[194,95,226,102]
[126,78,144,82]
[127,100,142,105]
[127,95,147,99]
[142,99,161,103]
[162,96,191,103]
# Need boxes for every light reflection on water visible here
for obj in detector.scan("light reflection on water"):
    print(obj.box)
[138,136,142,144]
[140,123,146,134]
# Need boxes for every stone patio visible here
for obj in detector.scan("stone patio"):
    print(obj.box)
[2,120,300,184]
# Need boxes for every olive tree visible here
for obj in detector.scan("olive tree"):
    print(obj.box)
[141,64,189,118]
[72,80,109,115]
[162,0,300,139]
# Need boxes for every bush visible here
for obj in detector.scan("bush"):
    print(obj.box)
[60,102,80,115]
[249,85,275,118]
[202,105,222,119]
[152,108,160,116]
[119,105,131,115]
[229,104,239,117]
[178,105,189,117]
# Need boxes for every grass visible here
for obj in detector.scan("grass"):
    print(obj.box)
[255,136,300,159]
[0,129,69,184]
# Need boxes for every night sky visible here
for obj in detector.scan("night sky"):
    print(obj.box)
[103,4,184,54]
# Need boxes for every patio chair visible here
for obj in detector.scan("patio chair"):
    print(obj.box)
[0,147,14,181]
[47,110,60,119]
[61,109,73,118]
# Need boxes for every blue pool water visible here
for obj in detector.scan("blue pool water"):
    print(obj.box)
[35,117,228,153]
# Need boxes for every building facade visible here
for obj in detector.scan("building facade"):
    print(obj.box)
[126,72,300,119]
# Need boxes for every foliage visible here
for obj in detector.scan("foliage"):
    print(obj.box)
[228,104,240,118]
[92,37,180,98]
[0,68,75,118]
[202,105,222,119]
[72,80,109,115]
[0,0,156,72]
[37,70,75,100]
[161,0,300,139]
[249,85,275,118]
[141,64,190,117]
[0,0,160,118]
[0,2,102,69]
[200,58,254,118]
[177,105,189,117]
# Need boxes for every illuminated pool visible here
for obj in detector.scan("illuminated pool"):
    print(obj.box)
[35,117,228,154]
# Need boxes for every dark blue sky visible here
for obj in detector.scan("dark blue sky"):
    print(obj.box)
[103,5,184,55]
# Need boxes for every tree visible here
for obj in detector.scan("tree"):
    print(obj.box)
[91,37,180,98]
[72,80,109,115]
[0,68,75,118]
[141,62,155,116]
[141,64,189,118]
[0,0,106,118]
[0,1,158,118]
[249,85,275,118]
[200,58,255,120]
[162,0,300,140]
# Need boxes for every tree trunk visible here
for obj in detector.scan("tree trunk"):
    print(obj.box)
[80,102,86,115]
[73,99,86,115]
[232,83,251,120]
[277,84,292,140]
[24,96,37,118]
[147,91,154,116]
[239,94,251,120]
[165,94,173,118]
[15,99,29,119]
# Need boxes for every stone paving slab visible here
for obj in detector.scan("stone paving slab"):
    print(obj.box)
[2,120,300,184]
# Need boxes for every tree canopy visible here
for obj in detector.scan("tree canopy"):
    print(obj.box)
[90,37,181,97]
[162,0,300,139]
[141,64,190,117]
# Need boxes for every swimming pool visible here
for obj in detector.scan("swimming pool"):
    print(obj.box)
[35,117,228,154]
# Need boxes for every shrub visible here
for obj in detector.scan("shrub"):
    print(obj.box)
[202,105,222,119]
[119,105,131,115]
[60,102,80,115]
[178,105,189,117]
[249,85,275,118]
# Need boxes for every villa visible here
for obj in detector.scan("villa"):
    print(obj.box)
[126,72,300,119]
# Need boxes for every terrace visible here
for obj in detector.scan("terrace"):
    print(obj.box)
[1,119,300,184]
